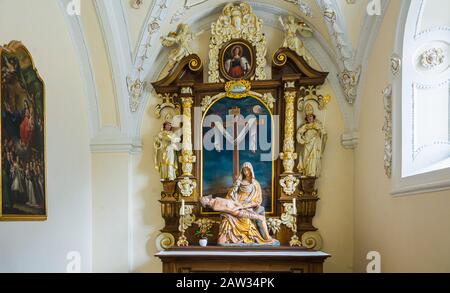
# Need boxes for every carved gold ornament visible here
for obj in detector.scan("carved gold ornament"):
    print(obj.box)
[225,80,252,99]
[155,93,180,120]
[301,231,323,250]
[177,204,195,247]
[156,233,175,251]
[201,93,227,112]
[267,218,282,235]
[298,86,331,111]
[281,203,302,247]
[208,3,267,82]
[289,235,302,247]
[280,90,298,174]
[178,177,197,197]
[280,175,300,196]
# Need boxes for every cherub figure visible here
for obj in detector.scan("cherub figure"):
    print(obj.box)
[160,23,204,70]
[279,15,313,63]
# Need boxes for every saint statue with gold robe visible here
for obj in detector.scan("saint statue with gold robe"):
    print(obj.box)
[154,122,181,181]
[297,104,327,177]
[200,162,279,246]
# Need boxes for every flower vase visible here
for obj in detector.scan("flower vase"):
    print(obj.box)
[199,238,208,247]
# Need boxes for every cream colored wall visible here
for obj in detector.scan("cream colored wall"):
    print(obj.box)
[0,0,92,272]
[354,0,450,273]
[81,0,118,128]
[132,25,354,273]
[92,152,133,273]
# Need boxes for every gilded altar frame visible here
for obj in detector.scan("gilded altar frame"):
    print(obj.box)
[152,48,328,248]
[151,2,329,249]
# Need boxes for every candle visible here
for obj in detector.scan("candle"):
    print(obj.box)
[292,198,297,215]
[180,199,185,216]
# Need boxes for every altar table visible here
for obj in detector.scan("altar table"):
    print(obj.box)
[155,247,330,273]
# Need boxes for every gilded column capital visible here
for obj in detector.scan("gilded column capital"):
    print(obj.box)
[181,96,194,109]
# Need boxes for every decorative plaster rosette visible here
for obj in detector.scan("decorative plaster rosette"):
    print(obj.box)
[421,48,445,69]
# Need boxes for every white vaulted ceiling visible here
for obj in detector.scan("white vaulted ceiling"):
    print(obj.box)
[60,0,391,152]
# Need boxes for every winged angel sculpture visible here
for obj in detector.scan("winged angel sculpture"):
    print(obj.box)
[279,15,313,63]
[161,23,204,71]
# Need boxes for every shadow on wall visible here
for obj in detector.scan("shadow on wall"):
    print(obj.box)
[133,95,166,273]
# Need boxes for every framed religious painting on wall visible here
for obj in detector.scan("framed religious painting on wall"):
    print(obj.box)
[0,41,47,221]
[219,39,255,81]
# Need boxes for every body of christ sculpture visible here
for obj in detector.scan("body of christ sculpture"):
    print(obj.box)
[200,162,280,246]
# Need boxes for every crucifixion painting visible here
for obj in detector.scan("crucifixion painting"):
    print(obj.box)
[201,96,274,214]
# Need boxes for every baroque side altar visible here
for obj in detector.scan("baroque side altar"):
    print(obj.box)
[151,2,331,271]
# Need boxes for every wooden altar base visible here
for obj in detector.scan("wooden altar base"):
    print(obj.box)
[155,246,330,273]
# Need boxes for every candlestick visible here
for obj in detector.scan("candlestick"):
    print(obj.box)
[292,198,297,215]
[180,199,185,216]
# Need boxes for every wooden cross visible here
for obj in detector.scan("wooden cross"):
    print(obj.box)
[209,106,266,181]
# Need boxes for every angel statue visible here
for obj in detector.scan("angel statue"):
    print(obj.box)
[200,162,280,246]
[279,15,313,63]
[160,23,204,70]
[297,104,327,178]
[154,122,181,181]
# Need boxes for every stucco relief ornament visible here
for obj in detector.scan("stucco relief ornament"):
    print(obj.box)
[161,23,204,71]
[127,77,146,112]
[421,48,445,69]
[390,54,401,75]
[338,67,361,104]
[131,0,143,9]
[178,177,197,197]
[208,3,267,83]
[280,175,300,196]
[284,0,313,17]
[382,85,393,178]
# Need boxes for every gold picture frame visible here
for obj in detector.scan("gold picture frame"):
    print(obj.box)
[219,39,255,81]
[0,41,47,221]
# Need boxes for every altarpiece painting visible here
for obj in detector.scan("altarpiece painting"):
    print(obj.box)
[0,41,46,221]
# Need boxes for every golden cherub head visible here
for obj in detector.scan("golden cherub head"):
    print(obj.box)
[305,103,314,116]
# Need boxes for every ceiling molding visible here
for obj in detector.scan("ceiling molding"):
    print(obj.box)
[58,0,100,138]
[353,0,391,132]
[94,0,141,152]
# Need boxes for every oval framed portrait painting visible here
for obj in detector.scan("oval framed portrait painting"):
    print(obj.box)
[220,40,255,81]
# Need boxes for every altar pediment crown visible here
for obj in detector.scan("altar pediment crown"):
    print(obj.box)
[208,2,267,83]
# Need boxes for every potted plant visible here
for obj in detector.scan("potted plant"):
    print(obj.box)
[194,219,214,247]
